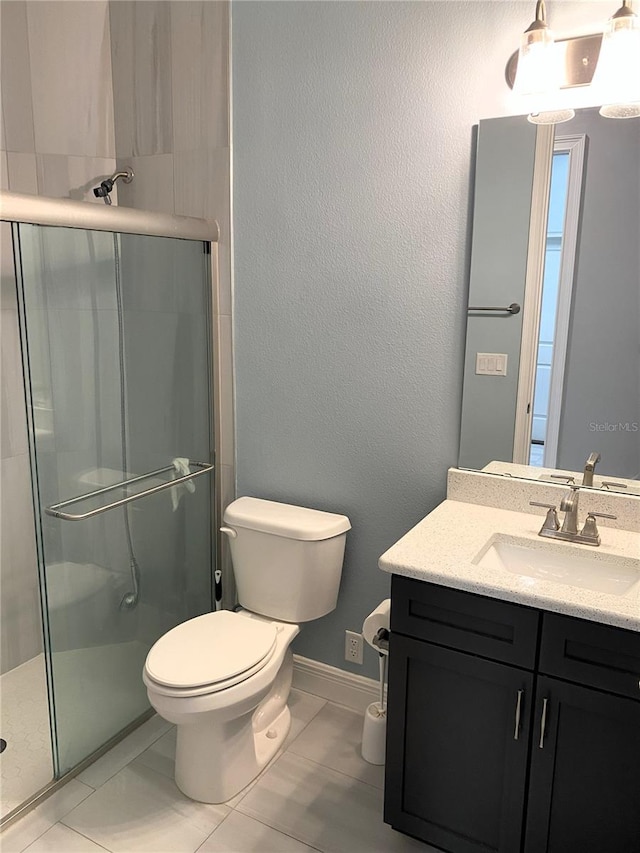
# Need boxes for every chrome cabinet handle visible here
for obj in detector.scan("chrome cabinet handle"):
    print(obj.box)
[539,697,549,749]
[514,689,524,741]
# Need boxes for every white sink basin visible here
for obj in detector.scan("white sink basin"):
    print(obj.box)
[474,535,640,596]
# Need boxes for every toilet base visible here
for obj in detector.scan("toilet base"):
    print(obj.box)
[173,649,294,803]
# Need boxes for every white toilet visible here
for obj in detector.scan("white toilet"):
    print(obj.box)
[143,496,351,804]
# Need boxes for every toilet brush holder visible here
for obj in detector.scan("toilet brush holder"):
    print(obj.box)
[361,702,386,765]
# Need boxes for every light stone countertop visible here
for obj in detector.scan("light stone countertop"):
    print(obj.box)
[379,499,640,632]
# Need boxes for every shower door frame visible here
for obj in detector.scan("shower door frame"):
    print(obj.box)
[0,191,220,829]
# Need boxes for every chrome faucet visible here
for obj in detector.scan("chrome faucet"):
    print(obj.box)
[529,486,616,546]
[559,487,580,535]
[582,452,601,486]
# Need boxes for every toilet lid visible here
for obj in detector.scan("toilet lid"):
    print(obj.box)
[145,611,278,689]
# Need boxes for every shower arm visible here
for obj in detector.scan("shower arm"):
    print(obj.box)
[93,168,134,204]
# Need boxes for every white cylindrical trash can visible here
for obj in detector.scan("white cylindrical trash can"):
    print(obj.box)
[361,701,386,765]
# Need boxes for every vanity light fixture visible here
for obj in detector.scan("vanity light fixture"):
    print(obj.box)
[593,0,640,118]
[512,1,575,125]
[507,0,640,121]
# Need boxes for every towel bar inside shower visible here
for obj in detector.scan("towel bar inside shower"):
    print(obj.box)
[45,461,214,521]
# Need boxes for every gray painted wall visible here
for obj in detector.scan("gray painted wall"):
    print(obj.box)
[458,116,537,470]
[232,0,575,677]
[555,109,640,479]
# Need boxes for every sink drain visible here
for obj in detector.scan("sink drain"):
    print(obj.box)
[0,738,7,754]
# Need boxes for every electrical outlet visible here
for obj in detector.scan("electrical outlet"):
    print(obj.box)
[345,630,363,665]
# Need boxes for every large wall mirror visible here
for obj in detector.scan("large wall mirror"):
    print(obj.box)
[459,107,639,494]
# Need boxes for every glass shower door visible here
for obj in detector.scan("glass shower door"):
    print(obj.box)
[15,223,213,775]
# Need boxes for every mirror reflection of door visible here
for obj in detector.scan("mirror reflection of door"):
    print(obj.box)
[530,137,586,467]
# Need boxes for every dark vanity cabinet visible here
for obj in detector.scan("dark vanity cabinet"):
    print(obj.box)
[384,576,640,853]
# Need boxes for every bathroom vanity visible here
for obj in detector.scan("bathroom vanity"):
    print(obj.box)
[379,471,640,853]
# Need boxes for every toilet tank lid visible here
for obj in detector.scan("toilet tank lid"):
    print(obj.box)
[224,497,351,541]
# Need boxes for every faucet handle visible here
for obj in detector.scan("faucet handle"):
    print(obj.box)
[602,481,627,490]
[529,502,560,531]
[581,511,617,544]
[550,474,576,484]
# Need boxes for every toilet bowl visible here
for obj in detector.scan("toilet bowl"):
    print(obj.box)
[144,609,299,803]
[143,497,350,803]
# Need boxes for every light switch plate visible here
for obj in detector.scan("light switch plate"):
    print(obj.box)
[476,352,508,376]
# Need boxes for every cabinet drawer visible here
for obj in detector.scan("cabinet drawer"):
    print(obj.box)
[391,575,540,669]
[540,613,640,701]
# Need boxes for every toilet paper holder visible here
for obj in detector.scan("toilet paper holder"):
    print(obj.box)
[372,627,389,653]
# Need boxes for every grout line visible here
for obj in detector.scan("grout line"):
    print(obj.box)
[236,812,326,853]
[75,718,172,790]
[52,823,112,853]
[280,750,385,793]
[192,808,235,853]
[9,782,94,853]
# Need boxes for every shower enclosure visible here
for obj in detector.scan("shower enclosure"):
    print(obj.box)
[0,193,218,824]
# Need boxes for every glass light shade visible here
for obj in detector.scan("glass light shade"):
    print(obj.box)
[528,108,575,125]
[594,9,640,118]
[514,27,557,95]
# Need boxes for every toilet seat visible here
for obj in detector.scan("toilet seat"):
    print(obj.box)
[144,610,278,696]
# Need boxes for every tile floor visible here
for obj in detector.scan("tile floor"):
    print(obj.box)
[0,690,436,853]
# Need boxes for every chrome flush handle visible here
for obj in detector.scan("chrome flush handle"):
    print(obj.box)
[220,526,238,539]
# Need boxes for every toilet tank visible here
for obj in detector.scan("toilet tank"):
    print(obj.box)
[222,497,351,622]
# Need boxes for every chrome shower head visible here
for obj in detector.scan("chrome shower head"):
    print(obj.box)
[93,167,134,204]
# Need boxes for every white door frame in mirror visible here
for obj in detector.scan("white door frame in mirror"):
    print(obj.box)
[512,131,586,466]
[512,125,554,464]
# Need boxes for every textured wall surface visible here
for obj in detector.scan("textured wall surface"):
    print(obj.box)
[232,1,614,676]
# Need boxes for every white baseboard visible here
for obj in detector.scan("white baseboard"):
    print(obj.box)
[292,654,384,713]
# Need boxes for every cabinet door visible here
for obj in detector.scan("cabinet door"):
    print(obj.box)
[525,676,640,853]
[385,635,533,853]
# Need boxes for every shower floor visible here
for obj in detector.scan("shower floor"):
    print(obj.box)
[0,655,53,818]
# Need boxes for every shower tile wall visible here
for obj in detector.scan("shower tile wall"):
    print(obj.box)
[0,0,234,648]
[0,0,118,674]
[0,223,41,673]
[0,1,117,200]
[109,0,235,605]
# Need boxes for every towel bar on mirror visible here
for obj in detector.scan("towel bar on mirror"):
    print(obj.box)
[467,303,521,314]
[45,461,214,521]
